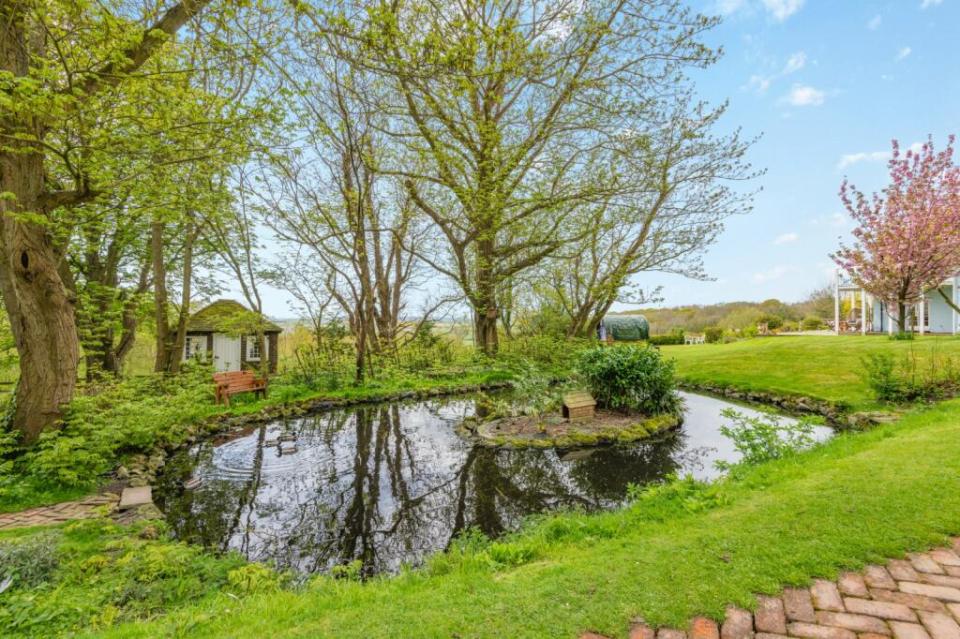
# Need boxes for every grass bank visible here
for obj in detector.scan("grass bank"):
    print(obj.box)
[662,334,960,411]
[82,396,960,639]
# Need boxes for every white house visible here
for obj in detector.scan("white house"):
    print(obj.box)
[183,299,282,372]
[834,273,960,335]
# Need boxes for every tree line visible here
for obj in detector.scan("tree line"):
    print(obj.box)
[1,0,755,443]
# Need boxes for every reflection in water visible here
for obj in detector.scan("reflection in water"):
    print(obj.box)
[155,391,829,577]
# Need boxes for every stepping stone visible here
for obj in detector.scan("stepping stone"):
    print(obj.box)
[119,486,153,511]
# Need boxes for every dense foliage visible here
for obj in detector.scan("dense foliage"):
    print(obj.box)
[715,409,818,471]
[0,519,258,637]
[861,348,960,403]
[575,345,680,415]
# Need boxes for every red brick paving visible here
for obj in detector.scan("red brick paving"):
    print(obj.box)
[579,540,960,639]
[0,493,118,529]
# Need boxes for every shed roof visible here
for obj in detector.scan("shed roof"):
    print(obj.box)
[186,299,283,334]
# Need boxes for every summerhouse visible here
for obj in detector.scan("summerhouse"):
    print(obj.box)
[182,299,282,373]
[834,273,960,335]
[597,315,650,342]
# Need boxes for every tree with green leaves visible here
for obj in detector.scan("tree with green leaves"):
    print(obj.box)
[540,100,757,337]
[318,0,721,355]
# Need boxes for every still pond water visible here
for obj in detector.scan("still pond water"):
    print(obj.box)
[155,391,830,577]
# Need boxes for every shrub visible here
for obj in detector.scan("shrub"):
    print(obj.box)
[862,348,960,403]
[780,320,799,332]
[756,313,783,330]
[703,326,724,343]
[24,362,216,486]
[715,409,818,471]
[648,329,685,346]
[0,531,60,593]
[575,344,680,415]
[861,353,902,402]
[801,315,825,330]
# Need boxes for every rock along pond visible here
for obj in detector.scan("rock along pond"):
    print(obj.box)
[155,391,831,578]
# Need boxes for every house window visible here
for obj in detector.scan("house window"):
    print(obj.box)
[246,335,263,361]
[185,336,206,360]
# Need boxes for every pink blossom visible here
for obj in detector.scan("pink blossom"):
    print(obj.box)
[832,136,960,327]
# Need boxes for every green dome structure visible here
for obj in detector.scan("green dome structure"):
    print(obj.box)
[599,315,650,341]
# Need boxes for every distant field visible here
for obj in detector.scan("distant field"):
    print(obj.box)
[661,335,960,410]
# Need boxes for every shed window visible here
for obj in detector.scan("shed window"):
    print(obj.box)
[247,335,263,361]
[185,336,206,359]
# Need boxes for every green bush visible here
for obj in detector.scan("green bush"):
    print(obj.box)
[703,326,724,343]
[0,519,251,637]
[648,329,685,346]
[780,320,799,332]
[801,315,825,331]
[24,363,216,486]
[715,409,817,471]
[575,344,680,415]
[756,313,783,330]
[861,348,960,403]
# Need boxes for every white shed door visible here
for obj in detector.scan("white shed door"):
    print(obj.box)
[212,334,241,372]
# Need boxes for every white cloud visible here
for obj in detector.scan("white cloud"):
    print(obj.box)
[774,232,799,245]
[746,51,806,94]
[716,0,804,21]
[837,151,891,169]
[746,74,773,93]
[761,0,805,21]
[715,0,748,14]
[783,84,825,107]
[783,51,807,74]
[753,265,796,283]
[921,0,943,8]
[896,46,912,61]
[867,14,882,30]
[811,212,851,228]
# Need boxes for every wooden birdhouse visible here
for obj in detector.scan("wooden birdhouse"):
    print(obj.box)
[562,391,596,422]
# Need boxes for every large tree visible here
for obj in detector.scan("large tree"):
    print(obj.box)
[0,1,218,441]
[318,0,721,355]
[540,100,756,337]
[833,137,960,333]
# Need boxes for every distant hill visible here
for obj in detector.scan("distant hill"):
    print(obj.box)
[618,290,833,334]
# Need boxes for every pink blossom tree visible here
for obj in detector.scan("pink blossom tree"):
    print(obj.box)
[832,136,960,333]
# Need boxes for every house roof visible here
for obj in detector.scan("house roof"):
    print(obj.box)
[186,299,283,334]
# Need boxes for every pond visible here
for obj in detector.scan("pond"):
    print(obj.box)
[155,391,831,578]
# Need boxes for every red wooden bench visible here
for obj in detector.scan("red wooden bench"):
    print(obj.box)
[213,370,268,406]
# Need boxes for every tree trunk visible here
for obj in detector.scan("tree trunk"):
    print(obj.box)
[0,213,80,443]
[0,5,80,442]
[168,219,196,374]
[897,301,907,333]
[473,239,499,355]
[152,220,175,372]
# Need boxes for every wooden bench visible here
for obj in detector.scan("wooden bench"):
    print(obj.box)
[213,370,268,406]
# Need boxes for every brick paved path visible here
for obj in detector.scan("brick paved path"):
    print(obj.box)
[583,540,960,639]
[0,493,118,530]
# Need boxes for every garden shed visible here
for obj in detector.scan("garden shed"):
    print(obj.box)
[183,299,282,373]
[597,315,650,342]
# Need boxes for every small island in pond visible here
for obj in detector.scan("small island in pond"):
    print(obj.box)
[464,345,683,448]
[469,408,680,448]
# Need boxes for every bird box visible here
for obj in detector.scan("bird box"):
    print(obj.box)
[562,391,596,421]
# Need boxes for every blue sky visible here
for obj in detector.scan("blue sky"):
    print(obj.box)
[638,0,960,308]
[250,0,960,317]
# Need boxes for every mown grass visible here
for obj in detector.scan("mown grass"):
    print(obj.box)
[662,335,960,411]
[83,397,960,639]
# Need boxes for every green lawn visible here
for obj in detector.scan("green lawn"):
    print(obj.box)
[83,397,960,639]
[662,334,960,411]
